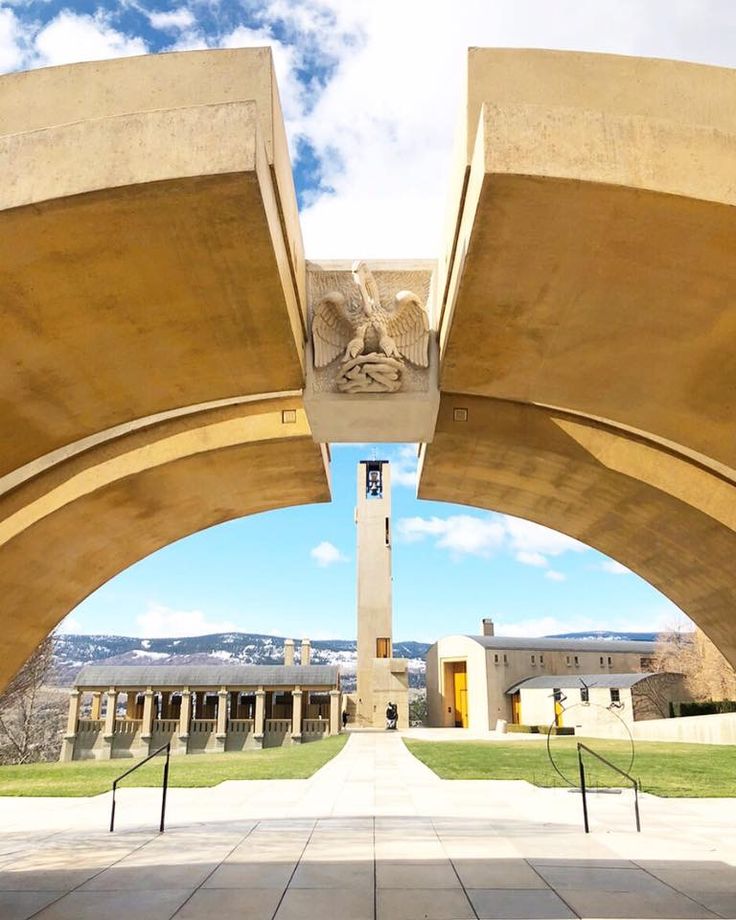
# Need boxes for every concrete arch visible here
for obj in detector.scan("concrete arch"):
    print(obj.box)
[419,394,736,663]
[0,398,330,687]
[0,50,331,687]
[0,47,734,689]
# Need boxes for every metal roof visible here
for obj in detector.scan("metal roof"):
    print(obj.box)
[470,636,655,653]
[74,664,340,689]
[506,672,657,694]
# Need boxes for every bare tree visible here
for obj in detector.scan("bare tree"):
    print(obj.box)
[653,620,736,703]
[0,635,63,764]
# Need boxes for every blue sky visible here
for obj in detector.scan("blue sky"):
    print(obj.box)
[64,443,685,641]
[3,0,729,640]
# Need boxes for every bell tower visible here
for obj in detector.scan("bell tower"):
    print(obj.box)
[355,460,408,727]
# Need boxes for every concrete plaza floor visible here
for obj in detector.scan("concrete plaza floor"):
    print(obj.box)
[0,731,735,919]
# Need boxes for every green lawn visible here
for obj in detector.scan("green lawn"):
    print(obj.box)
[0,735,348,797]
[405,737,736,797]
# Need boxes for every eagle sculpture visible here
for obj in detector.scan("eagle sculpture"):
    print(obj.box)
[312,261,429,370]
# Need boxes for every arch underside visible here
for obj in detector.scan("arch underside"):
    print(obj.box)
[0,48,735,688]
[419,395,736,664]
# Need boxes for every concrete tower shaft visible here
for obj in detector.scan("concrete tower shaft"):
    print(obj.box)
[356,459,393,671]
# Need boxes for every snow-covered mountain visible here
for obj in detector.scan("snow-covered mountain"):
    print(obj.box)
[52,632,430,691]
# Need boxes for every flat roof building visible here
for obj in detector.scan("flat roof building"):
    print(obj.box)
[426,627,657,731]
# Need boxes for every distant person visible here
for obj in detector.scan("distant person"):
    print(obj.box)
[341,710,348,729]
[386,701,398,730]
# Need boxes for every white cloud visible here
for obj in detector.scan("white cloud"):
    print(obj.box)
[136,602,238,638]
[32,12,147,68]
[495,602,690,638]
[398,511,588,566]
[599,560,631,575]
[0,8,25,72]
[398,514,506,557]
[390,444,419,489]
[503,517,587,559]
[292,1,736,257]
[545,570,566,582]
[55,616,82,635]
[148,8,195,32]
[310,540,348,566]
[515,551,548,568]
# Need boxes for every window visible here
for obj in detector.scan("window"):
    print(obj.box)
[365,461,383,498]
[539,655,544,665]
[503,654,508,665]
[494,653,499,664]
[566,655,571,666]
[640,657,655,669]
[581,687,589,702]
[600,656,604,666]
[376,638,391,659]
[531,655,536,664]
[610,688,620,703]
[607,656,612,666]
[385,517,390,546]
[574,656,579,666]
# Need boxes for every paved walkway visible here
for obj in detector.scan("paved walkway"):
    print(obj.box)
[0,732,735,919]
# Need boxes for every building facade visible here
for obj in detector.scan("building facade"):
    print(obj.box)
[353,460,409,728]
[507,672,687,734]
[61,663,341,762]
[426,623,658,730]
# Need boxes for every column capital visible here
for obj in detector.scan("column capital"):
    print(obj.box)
[255,688,266,698]
[329,689,341,697]
[143,687,155,698]
[292,686,301,694]
[69,688,81,698]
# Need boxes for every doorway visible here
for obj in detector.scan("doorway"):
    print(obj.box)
[451,662,468,728]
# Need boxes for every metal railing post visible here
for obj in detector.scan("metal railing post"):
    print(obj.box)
[576,742,642,834]
[109,741,172,833]
[577,743,590,833]
[159,743,170,833]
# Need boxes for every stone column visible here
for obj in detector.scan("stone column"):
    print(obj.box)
[216,687,228,752]
[102,687,117,760]
[253,688,266,749]
[177,688,191,755]
[329,689,341,735]
[141,688,155,751]
[59,689,81,762]
[291,687,303,744]
[284,639,295,666]
[300,639,311,665]
[90,691,102,720]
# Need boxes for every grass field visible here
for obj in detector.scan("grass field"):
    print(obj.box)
[0,735,347,797]
[404,737,736,797]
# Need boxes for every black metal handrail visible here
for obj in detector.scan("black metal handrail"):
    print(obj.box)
[109,742,171,833]
[577,742,641,834]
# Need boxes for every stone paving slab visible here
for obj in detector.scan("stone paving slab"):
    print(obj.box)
[0,732,734,919]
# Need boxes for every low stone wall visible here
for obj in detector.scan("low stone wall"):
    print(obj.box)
[583,711,736,745]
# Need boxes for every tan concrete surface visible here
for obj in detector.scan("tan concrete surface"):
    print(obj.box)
[0,50,305,479]
[0,399,330,688]
[419,395,736,664]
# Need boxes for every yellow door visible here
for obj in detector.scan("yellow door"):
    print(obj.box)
[511,693,521,724]
[554,696,564,728]
[453,665,468,728]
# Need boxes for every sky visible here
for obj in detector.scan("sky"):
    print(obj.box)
[3,0,729,640]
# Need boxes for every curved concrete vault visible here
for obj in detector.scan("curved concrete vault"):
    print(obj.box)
[0,47,734,687]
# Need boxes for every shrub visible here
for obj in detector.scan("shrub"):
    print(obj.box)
[670,700,736,718]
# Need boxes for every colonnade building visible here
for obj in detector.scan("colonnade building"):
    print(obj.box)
[60,661,341,762]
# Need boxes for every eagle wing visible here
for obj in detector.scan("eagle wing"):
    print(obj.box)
[312,292,353,367]
[385,291,429,367]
